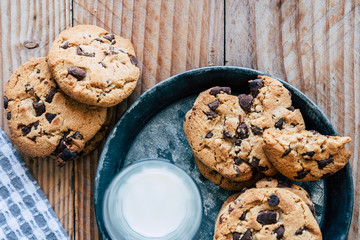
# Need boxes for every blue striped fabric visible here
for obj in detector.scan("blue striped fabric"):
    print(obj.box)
[0,130,68,240]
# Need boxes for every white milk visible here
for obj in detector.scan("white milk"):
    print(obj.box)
[120,169,190,237]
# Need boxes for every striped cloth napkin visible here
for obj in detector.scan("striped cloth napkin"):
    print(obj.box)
[0,130,68,240]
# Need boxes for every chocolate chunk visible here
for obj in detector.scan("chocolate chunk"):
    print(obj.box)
[60,41,70,49]
[258,165,269,172]
[45,113,57,123]
[94,38,104,43]
[241,229,252,240]
[219,213,224,224]
[130,56,138,65]
[238,94,253,112]
[282,147,291,157]
[103,34,115,42]
[223,131,234,139]
[29,136,37,142]
[6,112,11,120]
[19,125,31,136]
[4,97,9,109]
[303,151,315,158]
[208,100,220,110]
[45,87,57,103]
[205,132,213,138]
[317,156,334,169]
[240,210,248,220]
[287,106,295,111]
[68,66,86,80]
[268,194,280,206]
[257,210,278,225]
[274,118,284,129]
[76,46,95,57]
[295,227,306,235]
[209,87,231,96]
[32,102,45,116]
[273,225,285,239]
[23,41,39,49]
[307,204,315,215]
[232,232,241,240]
[251,125,263,135]
[71,131,83,140]
[277,181,293,188]
[31,121,39,130]
[204,110,218,119]
[237,122,249,139]
[249,79,264,97]
[100,62,106,68]
[234,157,243,165]
[250,157,260,168]
[59,148,77,161]
[294,170,310,179]
[235,139,242,146]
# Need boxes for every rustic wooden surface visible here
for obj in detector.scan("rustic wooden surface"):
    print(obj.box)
[0,0,359,239]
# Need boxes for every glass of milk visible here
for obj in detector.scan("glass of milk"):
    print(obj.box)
[102,158,203,239]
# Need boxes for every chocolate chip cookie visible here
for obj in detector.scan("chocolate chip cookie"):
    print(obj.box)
[48,25,140,107]
[214,188,322,240]
[263,129,352,181]
[4,58,108,166]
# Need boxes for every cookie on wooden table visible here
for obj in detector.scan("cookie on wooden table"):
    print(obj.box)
[263,129,352,181]
[4,57,108,166]
[48,25,140,107]
[214,188,322,240]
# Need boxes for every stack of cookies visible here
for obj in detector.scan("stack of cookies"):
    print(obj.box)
[183,75,352,239]
[4,25,140,166]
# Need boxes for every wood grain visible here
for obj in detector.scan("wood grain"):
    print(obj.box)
[226,1,360,239]
[0,0,74,238]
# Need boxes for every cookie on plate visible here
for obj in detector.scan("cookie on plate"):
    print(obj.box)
[255,178,315,215]
[214,188,322,240]
[263,129,352,181]
[48,25,140,107]
[4,58,108,166]
[195,155,264,191]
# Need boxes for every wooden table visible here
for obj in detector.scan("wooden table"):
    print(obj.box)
[0,0,359,239]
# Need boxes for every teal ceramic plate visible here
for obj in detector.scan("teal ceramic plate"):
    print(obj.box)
[95,67,353,239]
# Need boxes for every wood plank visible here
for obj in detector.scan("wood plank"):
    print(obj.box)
[0,0,74,238]
[226,1,360,239]
[73,0,224,239]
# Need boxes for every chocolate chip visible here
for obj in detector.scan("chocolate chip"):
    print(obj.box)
[36,69,40,74]
[274,118,284,129]
[250,157,260,168]
[208,100,220,110]
[209,87,231,96]
[6,112,11,120]
[238,94,253,112]
[4,97,9,109]
[67,66,86,80]
[76,46,95,57]
[109,46,118,55]
[277,181,293,188]
[269,194,280,206]
[45,87,57,103]
[288,106,295,111]
[59,148,77,161]
[282,147,291,157]
[204,110,218,119]
[240,210,248,220]
[251,125,263,135]
[257,210,278,225]
[100,62,106,68]
[235,139,242,146]
[241,229,252,240]
[234,157,243,165]
[45,113,57,123]
[60,41,70,49]
[237,122,249,139]
[295,227,306,235]
[219,213,224,224]
[19,125,31,136]
[317,156,334,169]
[28,136,37,142]
[235,166,241,176]
[310,130,318,135]
[232,232,241,240]
[31,121,39,130]
[307,204,315,215]
[223,131,234,139]
[228,205,233,213]
[94,38,104,43]
[23,41,39,49]
[130,56,138,65]
[71,131,83,140]
[273,225,285,239]
[249,79,264,97]
[205,132,213,138]
[294,170,309,179]
[25,83,33,93]
[103,34,115,42]
[32,102,45,116]
[303,151,315,158]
